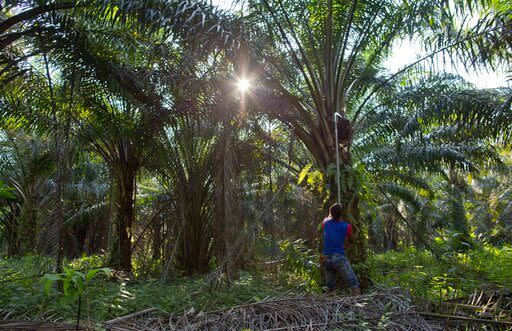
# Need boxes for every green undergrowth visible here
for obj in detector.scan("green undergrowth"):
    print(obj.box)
[1,244,511,326]
[0,255,298,326]
[366,244,512,302]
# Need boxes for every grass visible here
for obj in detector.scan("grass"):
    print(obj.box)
[365,244,512,302]
[0,255,299,326]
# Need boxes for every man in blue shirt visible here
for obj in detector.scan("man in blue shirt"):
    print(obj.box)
[321,203,361,295]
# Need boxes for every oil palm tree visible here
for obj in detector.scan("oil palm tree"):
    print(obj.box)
[0,133,55,255]
[245,0,511,262]
[0,132,110,257]
[358,73,510,252]
[1,0,241,272]
[144,56,242,275]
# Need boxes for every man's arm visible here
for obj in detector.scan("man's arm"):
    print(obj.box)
[347,223,352,237]
[321,217,330,230]
[345,223,353,248]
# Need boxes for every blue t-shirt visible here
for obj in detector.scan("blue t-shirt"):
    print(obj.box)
[322,218,352,255]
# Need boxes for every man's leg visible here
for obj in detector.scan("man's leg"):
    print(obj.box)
[324,264,336,293]
[338,255,361,295]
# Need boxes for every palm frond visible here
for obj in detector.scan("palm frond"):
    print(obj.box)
[380,182,421,210]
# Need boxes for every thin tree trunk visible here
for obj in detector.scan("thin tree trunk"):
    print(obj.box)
[42,44,65,273]
[264,140,274,238]
[152,217,162,261]
[54,132,64,273]
[75,295,81,331]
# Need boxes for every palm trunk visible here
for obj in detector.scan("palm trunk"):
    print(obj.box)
[332,165,366,263]
[7,203,20,257]
[177,181,212,275]
[110,167,136,272]
[213,123,239,281]
[448,167,470,249]
[384,212,398,251]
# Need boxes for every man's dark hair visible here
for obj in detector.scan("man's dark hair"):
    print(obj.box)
[330,203,343,220]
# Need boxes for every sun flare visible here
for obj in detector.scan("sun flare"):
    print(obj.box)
[237,78,250,92]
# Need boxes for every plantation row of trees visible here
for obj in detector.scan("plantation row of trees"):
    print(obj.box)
[0,0,511,278]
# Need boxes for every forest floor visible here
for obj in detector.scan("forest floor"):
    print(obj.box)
[0,244,511,330]
[103,288,512,330]
[1,289,511,330]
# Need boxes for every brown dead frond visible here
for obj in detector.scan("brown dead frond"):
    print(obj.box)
[106,288,439,330]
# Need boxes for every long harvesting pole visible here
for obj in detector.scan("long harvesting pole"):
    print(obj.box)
[334,112,342,204]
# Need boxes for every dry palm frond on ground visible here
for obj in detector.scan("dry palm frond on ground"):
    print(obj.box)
[106,288,437,330]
